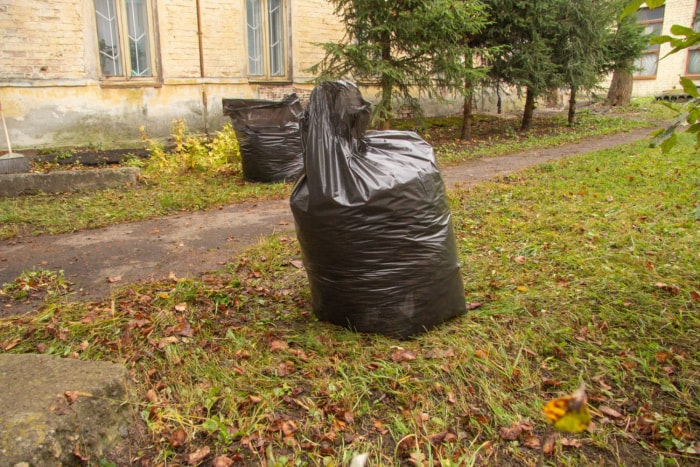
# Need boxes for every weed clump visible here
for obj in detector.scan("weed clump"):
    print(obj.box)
[135,120,241,176]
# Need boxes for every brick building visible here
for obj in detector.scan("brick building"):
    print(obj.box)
[0,0,343,149]
[0,1,698,150]
[631,0,700,98]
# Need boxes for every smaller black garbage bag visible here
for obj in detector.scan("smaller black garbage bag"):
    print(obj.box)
[222,94,303,183]
[290,81,466,339]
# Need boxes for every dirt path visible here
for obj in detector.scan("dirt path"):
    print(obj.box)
[0,127,654,316]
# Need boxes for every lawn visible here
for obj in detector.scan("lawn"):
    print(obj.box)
[0,102,666,240]
[1,122,697,465]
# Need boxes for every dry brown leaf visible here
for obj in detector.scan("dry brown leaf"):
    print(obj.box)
[467,301,483,310]
[146,389,159,403]
[561,437,583,448]
[654,282,680,294]
[187,446,210,465]
[514,255,527,264]
[174,302,187,312]
[599,406,623,419]
[212,455,234,467]
[106,275,122,283]
[499,421,532,440]
[522,435,541,449]
[542,432,556,455]
[391,348,416,362]
[167,428,187,448]
[270,339,289,352]
[290,259,304,269]
[64,390,92,404]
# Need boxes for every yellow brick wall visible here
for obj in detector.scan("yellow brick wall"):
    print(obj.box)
[291,0,345,81]
[0,0,87,80]
[632,0,699,96]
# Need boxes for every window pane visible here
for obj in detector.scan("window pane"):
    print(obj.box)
[247,0,263,76]
[125,0,152,76]
[95,0,122,76]
[637,6,665,22]
[268,0,285,76]
[635,52,658,76]
[689,50,700,74]
[643,23,662,51]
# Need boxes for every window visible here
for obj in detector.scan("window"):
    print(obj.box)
[687,2,700,75]
[634,5,665,78]
[246,0,288,79]
[94,0,157,80]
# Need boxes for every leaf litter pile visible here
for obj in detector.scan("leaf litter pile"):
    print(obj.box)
[1,135,699,465]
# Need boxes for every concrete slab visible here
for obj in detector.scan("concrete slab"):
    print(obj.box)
[0,167,140,197]
[0,354,138,467]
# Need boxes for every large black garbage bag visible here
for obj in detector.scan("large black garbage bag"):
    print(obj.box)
[222,94,303,183]
[290,81,466,339]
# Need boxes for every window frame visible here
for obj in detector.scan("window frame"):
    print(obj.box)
[685,1,700,77]
[93,0,161,87]
[634,5,665,79]
[245,0,291,82]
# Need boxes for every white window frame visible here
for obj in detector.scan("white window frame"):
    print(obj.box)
[634,5,665,79]
[686,1,700,76]
[246,0,290,81]
[94,0,159,85]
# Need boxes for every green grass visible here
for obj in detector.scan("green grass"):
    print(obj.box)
[1,130,697,465]
[0,102,673,240]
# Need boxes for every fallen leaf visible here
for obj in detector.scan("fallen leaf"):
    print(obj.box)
[2,337,21,351]
[212,455,234,467]
[106,275,122,283]
[428,431,457,444]
[599,406,623,419]
[64,390,92,404]
[188,446,210,465]
[290,259,304,269]
[277,361,294,376]
[146,389,159,403]
[691,290,700,302]
[654,282,679,294]
[174,302,187,312]
[467,301,483,310]
[561,437,583,448]
[156,336,180,349]
[74,444,90,462]
[542,432,556,455]
[391,348,416,362]
[474,349,488,359]
[522,435,541,449]
[517,285,528,292]
[270,339,289,352]
[166,428,187,448]
[373,420,388,434]
[514,255,527,264]
[499,420,532,440]
[279,220,289,225]
[282,420,298,437]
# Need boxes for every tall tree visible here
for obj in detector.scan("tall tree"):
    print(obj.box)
[605,4,648,107]
[551,0,617,124]
[308,0,488,129]
[478,0,562,131]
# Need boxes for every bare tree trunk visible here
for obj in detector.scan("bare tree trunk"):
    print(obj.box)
[521,87,536,131]
[607,67,633,106]
[379,40,393,130]
[568,85,577,125]
[460,84,473,141]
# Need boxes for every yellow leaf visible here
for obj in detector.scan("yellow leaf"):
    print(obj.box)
[517,285,528,292]
[543,383,591,433]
